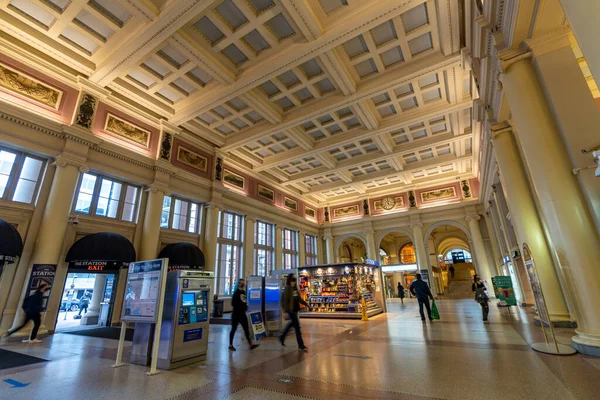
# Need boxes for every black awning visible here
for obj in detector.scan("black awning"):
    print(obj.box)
[0,219,23,263]
[158,242,205,269]
[66,232,136,267]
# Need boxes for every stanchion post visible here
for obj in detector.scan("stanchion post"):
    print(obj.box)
[112,322,127,368]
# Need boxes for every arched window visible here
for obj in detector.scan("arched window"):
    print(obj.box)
[444,249,472,263]
[399,243,416,264]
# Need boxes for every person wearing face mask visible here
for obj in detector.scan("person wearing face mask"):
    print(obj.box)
[2,283,50,343]
[279,275,310,352]
[229,278,259,351]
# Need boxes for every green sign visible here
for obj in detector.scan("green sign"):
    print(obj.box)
[491,276,517,306]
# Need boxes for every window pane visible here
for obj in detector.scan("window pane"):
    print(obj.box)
[161,196,172,228]
[12,157,43,203]
[96,179,122,218]
[172,199,189,230]
[122,185,138,222]
[75,173,97,214]
[0,151,17,197]
[188,203,198,233]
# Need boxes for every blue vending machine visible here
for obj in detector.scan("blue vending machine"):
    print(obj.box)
[264,269,296,336]
[246,275,265,318]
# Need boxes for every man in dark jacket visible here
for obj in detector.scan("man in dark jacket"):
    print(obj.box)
[229,279,259,351]
[280,275,309,351]
[410,274,434,323]
[2,283,50,343]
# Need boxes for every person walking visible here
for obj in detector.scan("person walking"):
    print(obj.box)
[473,275,490,324]
[449,265,455,279]
[280,275,309,352]
[2,283,50,343]
[229,278,259,351]
[409,274,434,323]
[397,282,405,304]
[77,294,90,316]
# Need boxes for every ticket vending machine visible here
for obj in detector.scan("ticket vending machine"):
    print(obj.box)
[246,275,265,317]
[130,270,214,369]
[156,270,214,370]
[264,269,296,336]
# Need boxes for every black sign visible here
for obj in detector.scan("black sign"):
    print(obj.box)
[68,260,127,273]
[27,264,56,312]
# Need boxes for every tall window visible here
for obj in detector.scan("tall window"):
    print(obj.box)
[282,228,298,269]
[254,220,274,276]
[74,173,140,222]
[0,147,45,204]
[304,234,318,266]
[400,243,416,264]
[216,211,244,295]
[160,195,202,233]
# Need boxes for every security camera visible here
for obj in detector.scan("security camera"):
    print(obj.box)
[68,214,80,225]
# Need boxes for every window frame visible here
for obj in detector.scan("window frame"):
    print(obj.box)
[160,195,203,234]
[0,146,46,204]
[304,234,318,266]
[216,211,244,295]
[73,172,141,222]
[254,220,274,276]
[282,227,299,269]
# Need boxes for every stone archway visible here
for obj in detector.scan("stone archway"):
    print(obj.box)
[334,233,367,263]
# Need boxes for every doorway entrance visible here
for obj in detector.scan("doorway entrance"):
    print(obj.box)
[55,272,118,332]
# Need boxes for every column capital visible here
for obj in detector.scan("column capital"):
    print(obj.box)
[53,155,89,173]
[489,121,512,139]
[146,184,170,196]
[323,233,334,240]
[465,214,481,223]
[205,202,222,210]
[244,215,255,223]
[410,223,423,230]
[497,47,532,73]
[363,229,375,236]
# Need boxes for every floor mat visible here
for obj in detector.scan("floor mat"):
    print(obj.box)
[61,327,134,341]
[0,348,47,370]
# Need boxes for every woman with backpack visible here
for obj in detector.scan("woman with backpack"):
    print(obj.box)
[472,275,490,324]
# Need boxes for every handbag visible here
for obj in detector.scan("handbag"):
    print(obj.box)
[430,300,440,320]
[475,287,488,303]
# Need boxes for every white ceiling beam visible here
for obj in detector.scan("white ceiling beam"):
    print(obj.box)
[352,100,379,130]
[318,50,356,95]
[280,0,323,41]
[240,91,282,124]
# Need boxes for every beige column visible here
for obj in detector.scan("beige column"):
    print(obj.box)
[483,212,502,275]
[10,157,83,334]
[501,51,600,354]
[298,232,306,268]
[243,217,255,278]
[202,205,220,272]
[492,126,571,322]
[411,223,436,295]
[80,274,107,325]
[324,233,335,264]
[465,215,494,290]
[275,225,283,270]
[364,229,377,261]
[139,187,165,260]
[559,1,600,85]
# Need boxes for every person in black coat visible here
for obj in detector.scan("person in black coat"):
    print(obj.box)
[397,282,405,304]
[229,278,259,351]
[2,283,50,343]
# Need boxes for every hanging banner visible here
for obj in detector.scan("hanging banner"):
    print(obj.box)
[522,245,550,325]
[491,276,517,306]
[249,311,266,340]
[27,264,57,311]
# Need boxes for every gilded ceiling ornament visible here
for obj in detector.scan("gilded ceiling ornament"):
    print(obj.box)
[104,113,151,147]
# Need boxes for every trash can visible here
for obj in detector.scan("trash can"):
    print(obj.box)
[212,299,224,317]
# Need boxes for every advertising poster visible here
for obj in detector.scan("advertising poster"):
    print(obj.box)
[122,259,166,323]
[419,269,430,284]
[27,264,56,311]
[249,311,266,340]
[491,276,517,306]
[522,245,549,325]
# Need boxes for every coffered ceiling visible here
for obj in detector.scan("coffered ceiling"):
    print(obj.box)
[0,0,476,206]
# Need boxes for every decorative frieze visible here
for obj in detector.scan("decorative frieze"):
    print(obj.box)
[74,93,98,129]
[0,62,62,109]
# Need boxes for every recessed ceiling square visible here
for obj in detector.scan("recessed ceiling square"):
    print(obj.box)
[370,20,397,46]
[215,0,249,31]
[401,3,429,33]
[265,13,295,41]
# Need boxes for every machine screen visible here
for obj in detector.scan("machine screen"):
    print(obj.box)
[182,292,195,306]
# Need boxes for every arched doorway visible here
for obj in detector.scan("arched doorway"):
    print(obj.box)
[334,234,367,263]
[56,232,135,332]
[376,229,417,301]
[423,222,474,297]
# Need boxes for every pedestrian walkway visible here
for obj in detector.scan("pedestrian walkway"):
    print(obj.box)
[0,298,598,399]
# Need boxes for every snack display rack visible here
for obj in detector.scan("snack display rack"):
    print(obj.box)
[298,263,384,319]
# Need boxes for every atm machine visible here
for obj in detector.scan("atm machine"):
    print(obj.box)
[264,269,296,336]
[130,270,214,370]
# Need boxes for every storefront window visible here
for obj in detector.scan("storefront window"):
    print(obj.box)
[0,147,45,204]
[305,234,318,266]
[73,173,140,222]
[255,221,274,276]
[217,211,244,295]
[400,243,416,264]
[282,228,298,269]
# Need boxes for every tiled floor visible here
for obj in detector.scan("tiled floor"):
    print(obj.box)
[1,297,599,400]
